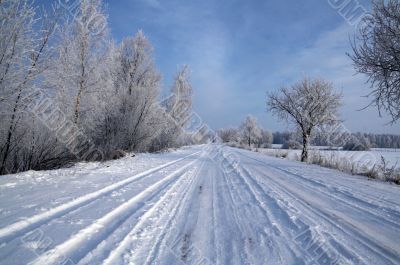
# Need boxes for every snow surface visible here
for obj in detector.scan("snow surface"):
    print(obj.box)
[262,147,400,169]
[0,144,399,265]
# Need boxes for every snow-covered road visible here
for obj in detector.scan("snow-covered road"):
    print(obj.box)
[0,144,399,265]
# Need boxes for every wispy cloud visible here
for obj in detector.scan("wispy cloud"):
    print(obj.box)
[266,23,400,133]
[106,0,399,133]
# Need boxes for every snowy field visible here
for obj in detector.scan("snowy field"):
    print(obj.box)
[265,146,400,169]
[0,144,399,265]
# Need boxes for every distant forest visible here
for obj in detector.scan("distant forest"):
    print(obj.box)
[273,132,400,149]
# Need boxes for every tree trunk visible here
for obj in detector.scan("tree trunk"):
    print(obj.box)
[0,121,13,175]
[74,38,87,125]
[0,88,22,175]
[301,133,310,162]
[73,87,83,125]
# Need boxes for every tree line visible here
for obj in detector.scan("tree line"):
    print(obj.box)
[273,131,400,149]
[0,0,196,175]
[217,115,273,148]
[219,118,400,152]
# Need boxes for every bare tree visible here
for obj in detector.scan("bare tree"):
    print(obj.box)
[239,115,261,148]
[267,78,342,162]
[349,0,400,123]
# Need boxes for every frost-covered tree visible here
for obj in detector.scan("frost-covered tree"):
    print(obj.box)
[256,129,273,148]
[218,128,240,143]
[47,0,110,126]
[100,31,162,153]
[38,0,113,165]
[267,78,342,162]
[152,65,195,149]
[166,65,193,128]
[349,0,400,123]
[0,0,197,175]
[148,106,182,151]
[239,115,262,148]
[0,0,56,174]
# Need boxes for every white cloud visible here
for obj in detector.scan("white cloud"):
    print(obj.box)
[267,23,400,133]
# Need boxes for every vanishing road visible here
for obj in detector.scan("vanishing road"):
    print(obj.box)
[0,145,399,264]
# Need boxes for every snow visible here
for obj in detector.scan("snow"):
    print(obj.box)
[0,144,399,264]
[261,147,400,169]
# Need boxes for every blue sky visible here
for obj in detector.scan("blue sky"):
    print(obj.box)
[44,0,400,134]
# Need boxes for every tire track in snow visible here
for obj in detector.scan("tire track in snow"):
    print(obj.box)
[101,156,205,265]
[237,151,400,261]
[143,153,218,265]
[218,162,263,265]
[141,158,206,265]
[152,159,211,265]
[0,151,201,243]
[210,163,219,265]
[205,150,257,264]
[237,152,400,265]
[249,165,390,265]
[237,162,361,265]
[268,165,400,231]
[239,150,400,223]
[230,149,368,264]
[207,148,298,263]
[244,152,400,227]
[219,150,309,264]
[30,157,200,265]
[237,155,367,262]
